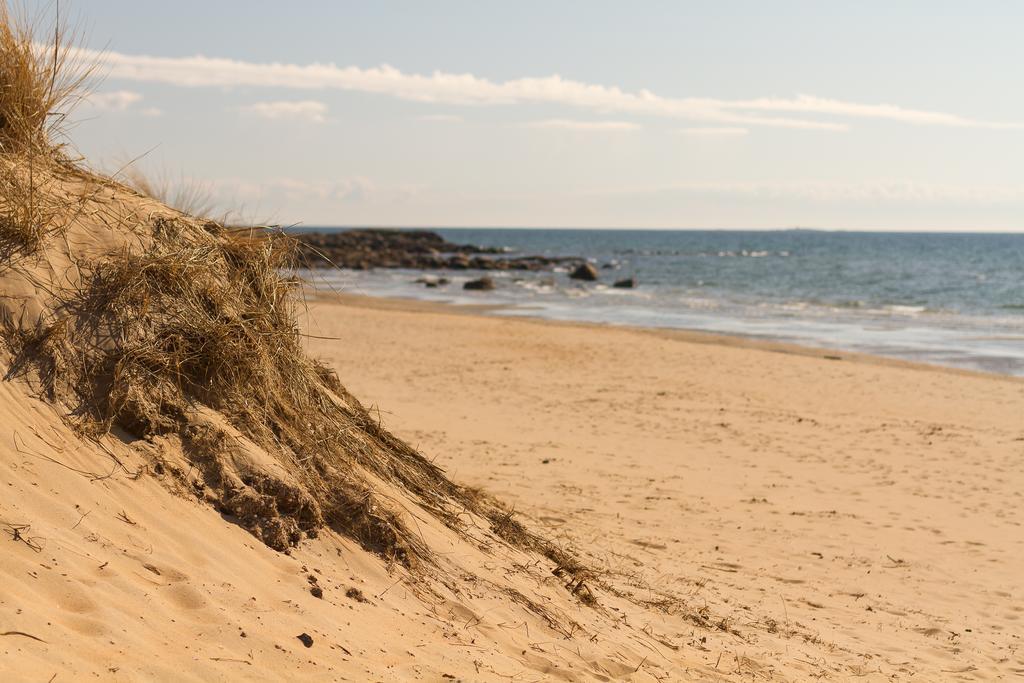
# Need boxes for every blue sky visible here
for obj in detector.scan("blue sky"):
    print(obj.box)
[55,1,1024,230]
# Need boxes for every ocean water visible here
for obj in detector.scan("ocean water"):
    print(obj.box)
[301,229,1024,376]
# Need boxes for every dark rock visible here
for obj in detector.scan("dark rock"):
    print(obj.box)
[310,585,323,599]
[293,229,582,272]
[463,277,495,291]
[297,633,314,648]
[569,263,599,281]
[416,276,447,288]
[612,277,636,288]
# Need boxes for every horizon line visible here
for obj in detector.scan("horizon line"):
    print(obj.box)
[284,225,1024,235]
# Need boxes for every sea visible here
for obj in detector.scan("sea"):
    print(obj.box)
[299,228,1024,377]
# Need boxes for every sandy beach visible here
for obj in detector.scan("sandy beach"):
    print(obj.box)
[301,292,1024,680]
[2,5,1023,680]
[3,282,1023,681]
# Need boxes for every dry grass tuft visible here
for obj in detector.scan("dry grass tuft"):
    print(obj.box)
[121,168,218,220]
[63,227,307,437]
[0,2,94,156]
[0,155,75,257]
[0,3,95,256]
[3,219,439,562]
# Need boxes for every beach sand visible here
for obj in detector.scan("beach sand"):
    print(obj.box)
[302,292,1024,680]
[2,288,1022,681]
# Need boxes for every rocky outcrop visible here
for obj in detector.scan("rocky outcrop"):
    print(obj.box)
[296,229,580,272]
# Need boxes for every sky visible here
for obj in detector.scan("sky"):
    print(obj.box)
[45,1,1024,230]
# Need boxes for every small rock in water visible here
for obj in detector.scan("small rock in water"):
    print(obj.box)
[297,633,314,648]
[463,277,495,291]
[613,277,636,289]
[569,263,599,281]
[415,276,443,288]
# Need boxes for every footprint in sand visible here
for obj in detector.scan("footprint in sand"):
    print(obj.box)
[164,584,208,610]
[54,582,99,615]
[136,560,206,609]
[64,615,107,637]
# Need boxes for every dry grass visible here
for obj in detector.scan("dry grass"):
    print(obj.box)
[121,167,218,220]
[0,3,95,256]
[0,156,59,256]
[0,2,94,156]
[9,221,422,558]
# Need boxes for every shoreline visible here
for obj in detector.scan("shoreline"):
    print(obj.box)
[307,288,1024,384]
[298,228,1024,379]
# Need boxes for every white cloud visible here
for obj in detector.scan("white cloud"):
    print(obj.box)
[604,180,1024,205]
[75,46,1024,132]
[717,95,1020,129]
[240,100,328,123]
[81,90,164,117]
[677,127,749,137]
[417,114,463,123]
[524,119,641,132]
[83,90,144,112]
